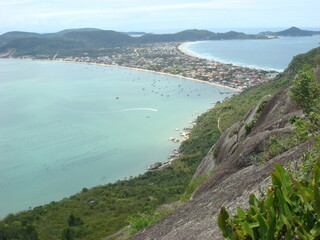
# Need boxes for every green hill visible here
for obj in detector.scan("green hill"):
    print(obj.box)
[0,28,268,56]
[259,26,320,36]
[61,30,135,47]
[0,31,42,47]
[138,29,266,43]
[0,43,318,240]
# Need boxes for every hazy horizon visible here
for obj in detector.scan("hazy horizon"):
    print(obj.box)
[1,0,319,35]
[2,26,320,36]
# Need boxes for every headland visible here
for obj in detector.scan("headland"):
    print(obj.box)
[12,42,278,91]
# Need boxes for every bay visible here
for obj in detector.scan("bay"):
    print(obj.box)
[181,36,320,71]
[0,59,233,217]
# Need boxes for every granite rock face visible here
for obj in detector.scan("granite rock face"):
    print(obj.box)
[147,162,162,170]
[129,84,308,240]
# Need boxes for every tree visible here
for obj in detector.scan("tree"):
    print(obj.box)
[68,214,83,227]
[61,227,74,240]
[290,70,320,116]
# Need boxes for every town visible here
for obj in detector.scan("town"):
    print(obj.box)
[62,42,278,90]
[9,42,279,90]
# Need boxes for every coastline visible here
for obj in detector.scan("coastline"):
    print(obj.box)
[178,41,284,72]
[178,41,206,59]
[0,57,233,216]
[51,58,240,92]
[7,39,279,92]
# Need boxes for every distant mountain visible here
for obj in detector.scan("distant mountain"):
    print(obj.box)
[138,29,266,43]
[0,29,136,56]
[259,26,320,37]
[0,31,42,46]
[44,28,102,37]
[59,30,135,48]
[0,28,268,56]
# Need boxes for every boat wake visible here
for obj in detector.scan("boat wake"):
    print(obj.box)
[113,108,158,112]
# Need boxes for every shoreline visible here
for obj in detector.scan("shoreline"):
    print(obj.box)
[49,58,240,92]
[0,55,240,216]
[178,41,284,72]
[0,57,234,216]
[4,53,240,92]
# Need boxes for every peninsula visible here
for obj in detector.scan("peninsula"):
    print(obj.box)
[0,29,278,90]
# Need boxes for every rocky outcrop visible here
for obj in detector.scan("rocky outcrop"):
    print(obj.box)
[129,84,307,240]
[147,162,162,170]
[129,142,310,240]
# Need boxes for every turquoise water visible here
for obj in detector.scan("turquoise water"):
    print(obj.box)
[0,59,233,217]
[182,36,320,71]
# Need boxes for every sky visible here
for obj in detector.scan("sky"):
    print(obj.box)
[0,0,319,34]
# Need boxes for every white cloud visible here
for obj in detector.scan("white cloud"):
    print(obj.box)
[25,0,259,19]
[0,0,34,6]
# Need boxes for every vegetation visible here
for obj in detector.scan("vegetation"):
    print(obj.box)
[127,206,172,235]
[259,26,320,37]
[0,29,267,57]
[218,56,320,239]
[0,48,319,239]
[218,161,320,240]
[290,70,320,116]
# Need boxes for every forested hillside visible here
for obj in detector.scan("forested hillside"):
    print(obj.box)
[0,47,319,240]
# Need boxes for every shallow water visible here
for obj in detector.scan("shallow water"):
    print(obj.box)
[0,59,234,217]
[182,36,320,71]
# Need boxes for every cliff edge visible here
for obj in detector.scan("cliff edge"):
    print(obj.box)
[129,83,309,240]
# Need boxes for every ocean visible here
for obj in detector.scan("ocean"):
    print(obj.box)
[0,59,233,217]
[1,35,319,217]
[180,36,320,71]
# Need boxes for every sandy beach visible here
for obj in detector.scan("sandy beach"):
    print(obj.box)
[16,41,278,91]
[178,41,207,59]
[178,41,284,72]
[53,59,240,92]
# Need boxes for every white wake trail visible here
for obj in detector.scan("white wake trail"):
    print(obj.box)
[113,108,158,112]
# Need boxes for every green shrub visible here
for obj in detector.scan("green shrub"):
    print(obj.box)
[245,119,256,135]
[213,149,220,158]
[218,68,320,239]
[180,173,211,201]
[290,70,320,116]
[127,207,164,235]
[218,162,320,240]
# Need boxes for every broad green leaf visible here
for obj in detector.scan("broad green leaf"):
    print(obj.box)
[293,180,314,211]
[296,226,313,240]
[242,222,255,239]
[218,206,232,238]
[236,207,246,220]
[312,165,320,216]
[249,194,259,206]
[271,172,282,189]
[310,222,320,237]
[266,209,276,239]
[257,213,268,239]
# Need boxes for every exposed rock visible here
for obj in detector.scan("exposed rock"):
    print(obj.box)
[129,142,311,240]
[129,84,309,240]
[147,162,162,170]
[193,85,301,179]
